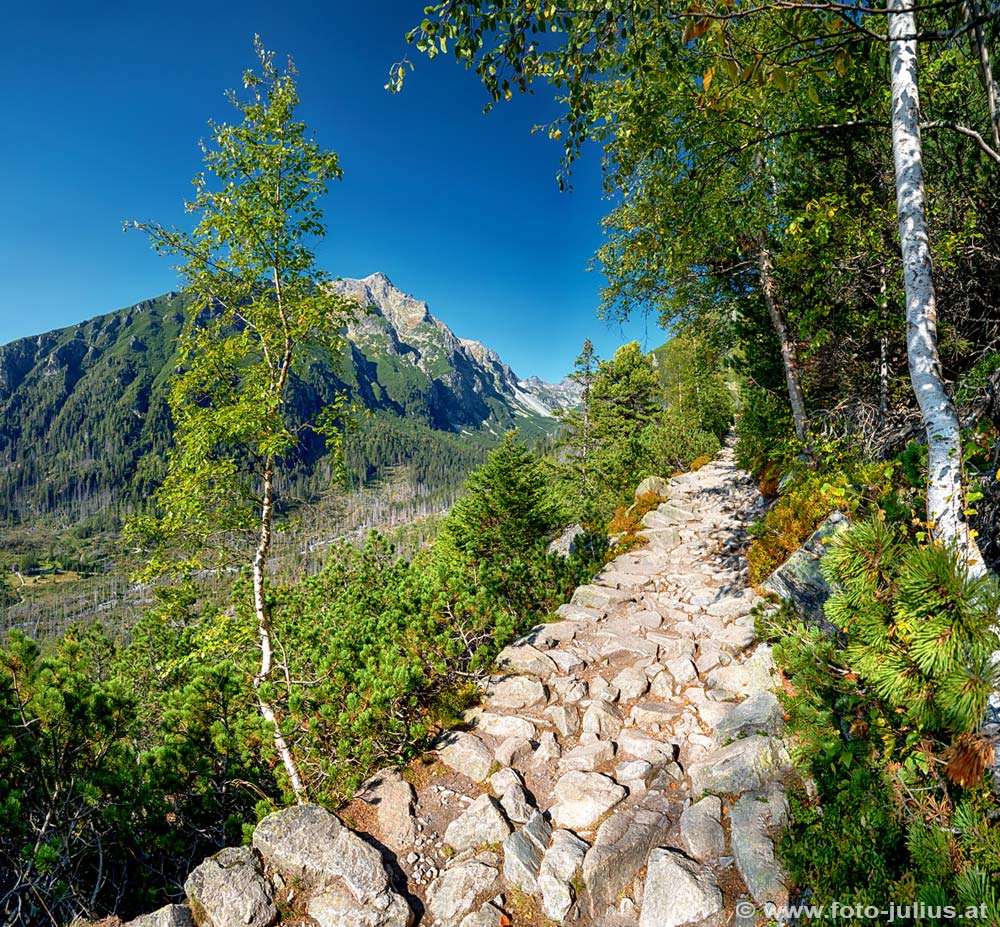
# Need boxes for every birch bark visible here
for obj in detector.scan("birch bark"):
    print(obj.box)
[888,0,985,570]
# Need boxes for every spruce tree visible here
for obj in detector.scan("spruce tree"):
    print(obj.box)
[445,431,562,567]
[554,339,599,520]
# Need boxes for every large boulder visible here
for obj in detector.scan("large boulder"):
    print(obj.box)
[639,849,724,927]
[252,804,412,926]
[125,905,194,927]
[184,847,277,927]
[763,511,849,632]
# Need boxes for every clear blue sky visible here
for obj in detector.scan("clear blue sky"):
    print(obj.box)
[3,0,660,381]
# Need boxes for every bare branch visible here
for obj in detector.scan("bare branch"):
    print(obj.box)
[921,120,1000,163]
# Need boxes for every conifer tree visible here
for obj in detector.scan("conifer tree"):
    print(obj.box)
[823,520,1000,782]
[555,339,599,518]
[445,431,562,567]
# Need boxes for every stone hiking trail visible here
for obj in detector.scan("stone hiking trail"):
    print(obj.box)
[118,447,800,927]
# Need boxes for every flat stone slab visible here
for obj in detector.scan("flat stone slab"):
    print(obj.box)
[730,788,790,906]
[629,700,684,733]
[680,795,725,861]
[487,676,546,710]
[688,735,794,798]
[547,649,586,675]
[618,729,675,765]
[476,712,536,741]
[550,771,626,831]
[539,830,589,924]
[495,644,557,677]
[356,768,417,853]
[555,603,606,622]
[582,700,623,739]
[583,801,673,915]
[444,795,512,852]
[516,622,580,647]
[426,861,500,927]
[458,904,504,927]
[713,691,785,744]
[436,731,494,783]
[705,646,777,698]
[571,584,636,610]
[559,739,616,772]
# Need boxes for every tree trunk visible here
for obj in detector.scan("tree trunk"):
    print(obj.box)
[253,456,307,801]
[961,0,1000,151]
[879,271,890,419]
[758,237,810,443]
[888,0,985,570]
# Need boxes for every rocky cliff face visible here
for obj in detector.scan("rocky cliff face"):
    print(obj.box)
[105,450,795,927]
[333,272,581,426]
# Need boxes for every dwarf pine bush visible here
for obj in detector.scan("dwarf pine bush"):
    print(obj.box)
[823,519,1000,741]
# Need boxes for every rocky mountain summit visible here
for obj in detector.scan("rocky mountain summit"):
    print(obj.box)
[107,447,797,927]
[333,272,581,423]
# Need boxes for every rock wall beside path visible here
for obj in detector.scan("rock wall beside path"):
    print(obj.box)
[115,446,798,927]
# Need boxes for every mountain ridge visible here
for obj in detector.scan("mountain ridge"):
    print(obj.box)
[0,275,581,524]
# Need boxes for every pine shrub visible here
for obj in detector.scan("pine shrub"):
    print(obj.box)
[823,519,1000,747]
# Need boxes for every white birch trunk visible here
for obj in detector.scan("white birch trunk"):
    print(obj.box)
[253,457,308,801]
[888,0,985,571]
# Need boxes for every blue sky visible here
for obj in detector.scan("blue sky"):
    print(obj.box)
[3,1,660,381]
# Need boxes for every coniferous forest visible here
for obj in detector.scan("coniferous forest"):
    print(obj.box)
[1,2,1000,924]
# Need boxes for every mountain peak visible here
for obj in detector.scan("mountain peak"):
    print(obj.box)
[335,272,430,332]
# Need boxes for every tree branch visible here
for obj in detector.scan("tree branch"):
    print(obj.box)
[921,120,1000,164]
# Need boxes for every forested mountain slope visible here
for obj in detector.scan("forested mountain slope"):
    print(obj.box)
[0,273,578,524]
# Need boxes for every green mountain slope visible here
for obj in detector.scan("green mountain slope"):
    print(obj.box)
[0,274,580,524]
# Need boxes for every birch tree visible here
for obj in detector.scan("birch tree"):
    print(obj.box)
[888,0,987,567]
[126,39,357,800]
[397,0,997,563]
